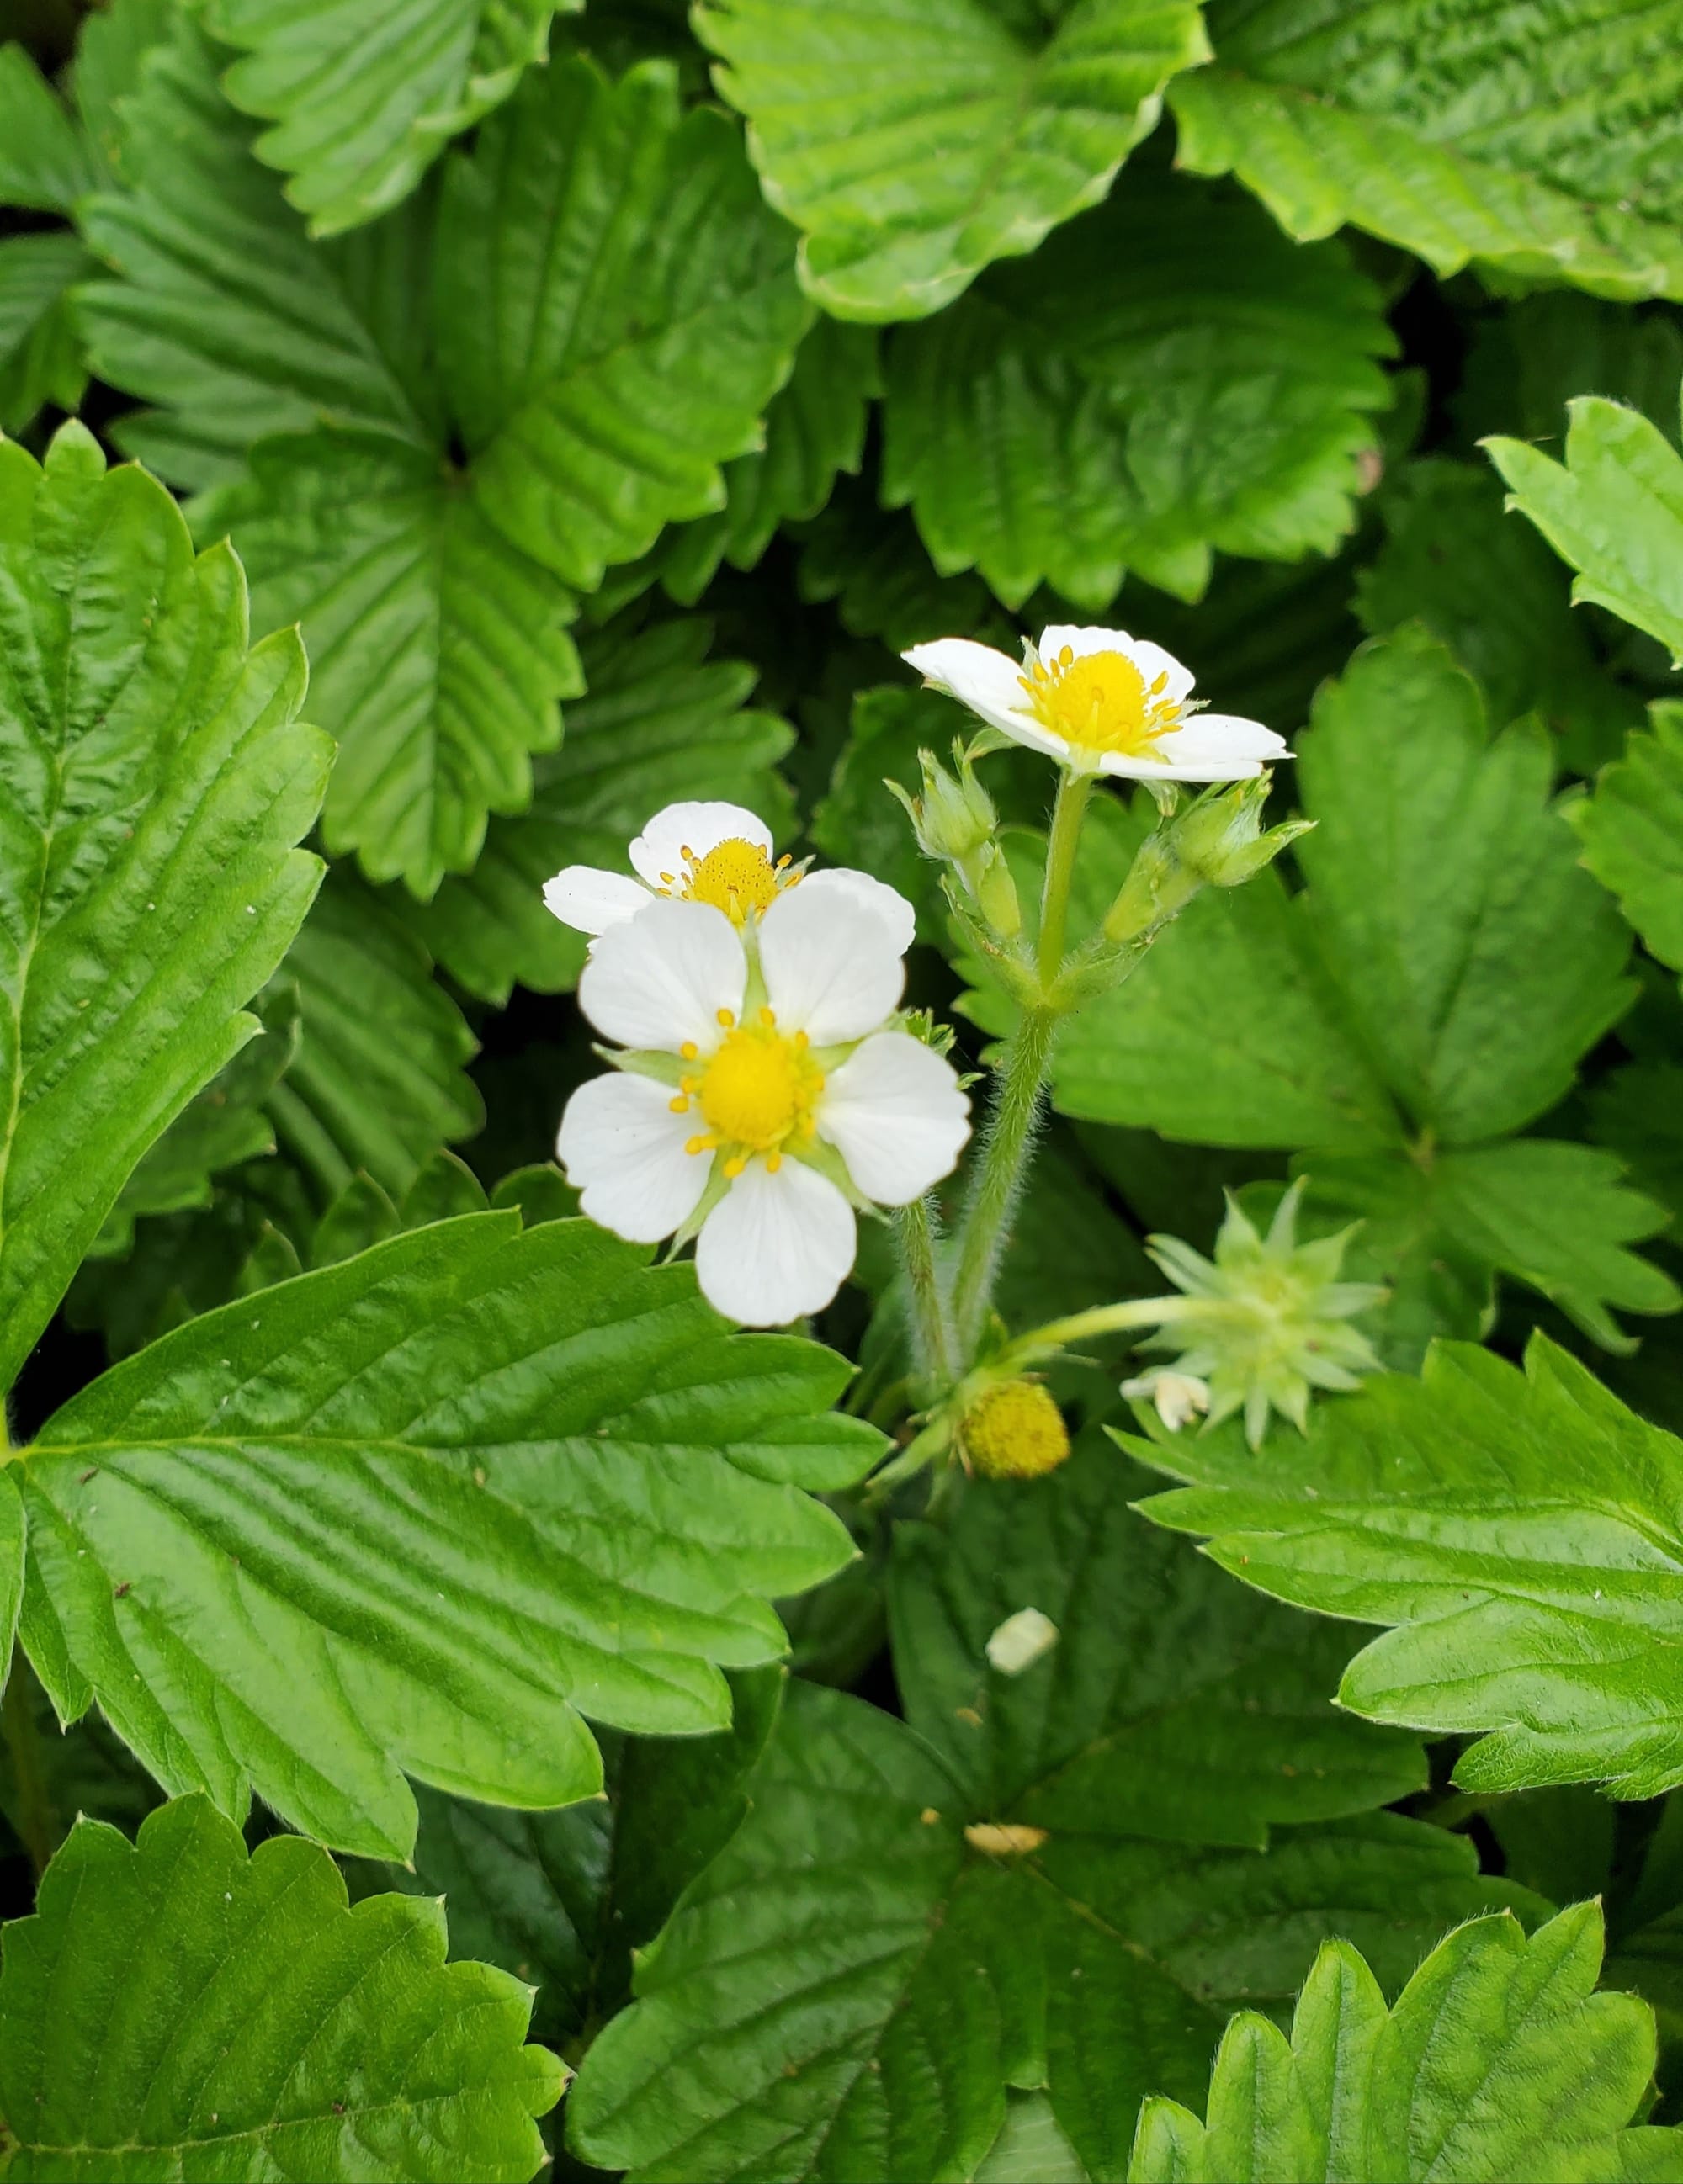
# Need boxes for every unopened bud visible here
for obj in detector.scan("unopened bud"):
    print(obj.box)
[960,1378,1070,1481]
[888,742,996,864]
[1103,773,1311,943]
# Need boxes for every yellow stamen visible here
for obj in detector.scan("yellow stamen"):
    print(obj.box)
[680,1042,698,1061]
[717,1008,735,1028]
[669,1095,688,1113]
[677,836,785,923]
[688,1019,828,1179]
[1017,644,1182,761]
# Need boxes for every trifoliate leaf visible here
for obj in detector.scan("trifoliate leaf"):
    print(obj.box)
[1570,701,1683,978]
[0,43,95,212]
[0,1794,563,2181]
[1135,1331,1683,1800]
[0,231,90,435]
[0,424,327,1402]
[1172,0,1683,299]
[1127,1902,1680,2184]
[408,612,794,1005]
[653,315,879,604]
[1356,459,1642,775]
[16,1211,882,1857]
[882,166,1394,607]
[692,0,1208,321]
[198,427,582,895]
[438,55,809,592]
[569,1445,1532,2183]
[266,866,482,1206]
[1488,394,1683,665]
[354,1665,783,2051]
[77,19,440,490]
[205,0,566,237]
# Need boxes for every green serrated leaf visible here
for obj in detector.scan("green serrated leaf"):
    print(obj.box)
[198,427,583,896]
[0,1794,563,2180]
[1127,1903,1682,2183]
[207,0,566,237]
[1488,393,1683,665]
[570,1444,1535,2182]
[17,1212,882,1856]
[1134,1331,1683,1800]
[1571,701,1683,978]
[266,865,482,1206]
[438,56,810,591]
[354,1665,783,2051]
[1356,459,1642,775]
[77,20,440,490]
[407,611,794,1005]
[1173,0,1683,300]
[0,232,90,436]
[882,164,1394,608]
[0,43,96,214]
[693,0,1209,321]
[0,424,328,1402]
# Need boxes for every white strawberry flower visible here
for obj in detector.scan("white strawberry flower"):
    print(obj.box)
[557,884,970,1326]
[544,798,914,950]
[903,624,1287,782]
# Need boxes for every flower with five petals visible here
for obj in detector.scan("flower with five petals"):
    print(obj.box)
[557,883,969,1326]
[904,624,1287,782]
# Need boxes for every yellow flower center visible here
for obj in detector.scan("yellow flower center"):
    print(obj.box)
[670,1008,825,1177]
[1018,645,1180,759]
[960,1379,1070,1481]
[656,837,793,923]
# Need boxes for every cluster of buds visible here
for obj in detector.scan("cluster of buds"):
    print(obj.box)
[1102,775,1314,947]
[888,741,1022,941]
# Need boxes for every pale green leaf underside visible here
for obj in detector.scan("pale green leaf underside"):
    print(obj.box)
[1570,702,1683,978]
[1136,1333,1683,1800]
[18,1212,879,1858]
[267,865,482,1206]
[1174,0,1683,300]
[199,427,582,896]
[694,0,1209,321]
[1128,1903,1681,2183]
[571,1450,1530,2184]
[882,164,1394,608]
[1488,394,1683,667]
[0,424,327,1402]
[0,1795,562,2181]
[207,0,565,236]
[409,612,793,1005]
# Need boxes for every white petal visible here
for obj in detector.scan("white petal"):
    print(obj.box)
[799,867,917,955]
[1036,624,1195,705]
[577,898,746,1052]
[557,1073,707,1243]
[901,636,1049,748]
[819,1031,970,1205]
[758,881,905,1047]
[543,866,652,936]
[628,801,773,890]
[1097,713,1288,783]
[694,1158,857,1325]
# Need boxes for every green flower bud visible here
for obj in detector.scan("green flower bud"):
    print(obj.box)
[888,742,997,863]
[1103,775,1312,944]
[1119,1179,1385,1449]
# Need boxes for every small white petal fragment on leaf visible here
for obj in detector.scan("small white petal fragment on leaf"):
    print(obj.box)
[1122,1369,1212,1433]
[903,626,1287,782]
[985,1606,1059,1678]
[559,882,969,1326]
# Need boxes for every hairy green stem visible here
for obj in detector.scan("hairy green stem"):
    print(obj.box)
[3,1655,53,1880]
[1037,769,1092,986]
[950,1005,1057,1365]
[896,1197,953,1397]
